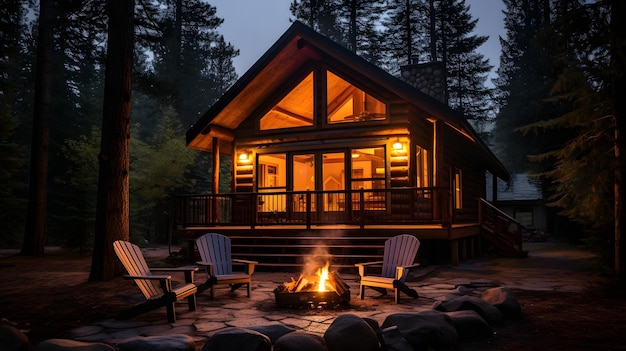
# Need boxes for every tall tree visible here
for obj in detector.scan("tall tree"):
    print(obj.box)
[0,0,27,246]
[521,0,625,275]
[492,0,575,172]
[380,0,429,74]
[434,0,493,126]
[89,0,134,281]
[136,0,239,128]
[290,0,386,65]
[22,0,55,256]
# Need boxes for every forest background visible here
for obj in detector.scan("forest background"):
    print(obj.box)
[1,0,624,280]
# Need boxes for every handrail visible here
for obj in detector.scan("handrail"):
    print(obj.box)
[175,187,452,228]
[478,198,525,256]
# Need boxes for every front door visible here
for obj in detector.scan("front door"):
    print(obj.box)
[291,151,348,221]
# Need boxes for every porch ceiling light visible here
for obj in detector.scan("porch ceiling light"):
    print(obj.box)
[239,152,250,161]
[393,140,404,150]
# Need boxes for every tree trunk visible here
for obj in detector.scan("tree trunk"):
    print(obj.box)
[89,0,134,281]
[22,0,54,257]
[611,0,626,276]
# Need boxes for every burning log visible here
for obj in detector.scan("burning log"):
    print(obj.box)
[274,261,350,308]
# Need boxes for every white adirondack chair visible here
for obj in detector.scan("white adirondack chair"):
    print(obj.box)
[355,234,421,303]
[195,233,258,299]
[113,240,198,323]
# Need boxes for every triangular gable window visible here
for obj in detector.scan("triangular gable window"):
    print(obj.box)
[259,72,314,130]
[327,71,386,123]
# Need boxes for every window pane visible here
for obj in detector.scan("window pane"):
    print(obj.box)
[322,152,345,211]
[351,147,385,184]
[260,72,314,130]
[327,71,386,123]
[292,154,315,211]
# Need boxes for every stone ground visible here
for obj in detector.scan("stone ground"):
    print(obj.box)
[1,240,625,350]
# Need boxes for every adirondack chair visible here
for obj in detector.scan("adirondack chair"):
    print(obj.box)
[195,233,257,299]
[354,234,421,303]
[113,240,198,323]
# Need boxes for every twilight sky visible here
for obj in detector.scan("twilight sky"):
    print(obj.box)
[210,0,506,82]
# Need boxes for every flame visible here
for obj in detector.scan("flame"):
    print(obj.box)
[283,261,335,293]
[316,261,330,292]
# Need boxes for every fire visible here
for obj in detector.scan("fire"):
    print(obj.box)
[284,261,335,293]
[316,261,331,292]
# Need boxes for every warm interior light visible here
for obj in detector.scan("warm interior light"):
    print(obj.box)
[393,141,404,150]
[239,152,249,161]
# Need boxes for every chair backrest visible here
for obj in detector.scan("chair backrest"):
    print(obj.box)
[196,233,233,275]
[113,240,162,300]
[381,234,421,278]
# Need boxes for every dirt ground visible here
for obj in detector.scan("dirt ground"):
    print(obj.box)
[1,244,625,350]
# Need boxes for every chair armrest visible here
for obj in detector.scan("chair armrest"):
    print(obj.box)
[196,261,216,276]
[395,263,420,281]
[151,266,198,273]
[151,266,198,283]
[233,259,257,275]
[354,261,383,268]
[355,261,384,277]
[123,274,171,281]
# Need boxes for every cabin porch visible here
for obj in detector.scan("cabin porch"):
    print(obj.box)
[174,188,524,269]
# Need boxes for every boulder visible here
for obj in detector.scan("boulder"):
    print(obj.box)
[36,339,116,351]
[323,314,379,351]
[0,324,29,351]
[432,295,504,325]
[380,325,413,351]
[446,310,493,341]
[381,310,457,350]
[274,331,327,351]
[481,287,522,320]
[116,335,195,351]
[248,324,296,344]
[202,327,271,351]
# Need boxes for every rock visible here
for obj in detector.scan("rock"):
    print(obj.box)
[0,324,29,351]
[432,295,504,325]
[381,310,457,350]
[446,310,493,341]
[380,325,412,351]
[116,335,194,351]
[481,287,522,320]
[202,327,271,351]
[274,331,327,351]
[248,324,296,344]
[36,339,116,351]
[323,314,379,351]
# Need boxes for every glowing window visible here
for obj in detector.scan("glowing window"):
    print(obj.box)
[260,72,314,130]
[327,71,386,124]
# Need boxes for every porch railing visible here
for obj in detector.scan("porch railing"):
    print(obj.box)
[175,187,452,229]
[478,198,526,257]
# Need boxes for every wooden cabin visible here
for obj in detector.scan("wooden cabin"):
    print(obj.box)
[177,21,524,268]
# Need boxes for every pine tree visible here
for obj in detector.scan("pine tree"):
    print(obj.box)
[492,0,577,172]
[136,0,239,128]
[521,0,625,275]
[0,0,27,246]
[290,0,386,65]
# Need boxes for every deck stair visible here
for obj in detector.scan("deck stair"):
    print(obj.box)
[478,199,527,258]
[184,231,390,272]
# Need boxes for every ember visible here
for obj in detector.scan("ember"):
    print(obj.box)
[274,261,350,308]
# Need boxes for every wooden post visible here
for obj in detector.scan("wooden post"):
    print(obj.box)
[450,239,459,266]
[211,137,219,223]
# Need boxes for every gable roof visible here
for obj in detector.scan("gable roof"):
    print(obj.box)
[486,174,544,202]
[186,21,509,180]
